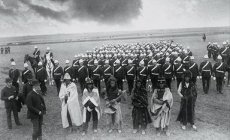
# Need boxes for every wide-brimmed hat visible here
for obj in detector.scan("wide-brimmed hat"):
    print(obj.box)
[64,73,71,80]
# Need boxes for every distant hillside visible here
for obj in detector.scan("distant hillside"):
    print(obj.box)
[0,26,229,46]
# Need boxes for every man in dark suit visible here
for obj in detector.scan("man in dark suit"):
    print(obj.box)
[1,78,22,129]
[26,84,46,140]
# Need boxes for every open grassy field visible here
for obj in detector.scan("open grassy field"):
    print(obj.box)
[0,33,230,140]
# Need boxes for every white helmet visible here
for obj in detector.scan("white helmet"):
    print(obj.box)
[11,61,16,66]
[217,55,222,60]
[204,55,208,59]
[38,62,43,66]
[54,60,59,64]
[190,56,194,60]
[63,73,71,80]
[24,63,29,67]
[65,60,70,64]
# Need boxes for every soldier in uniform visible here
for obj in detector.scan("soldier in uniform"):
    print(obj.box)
[188,56,199,84]
[136,60,148,88]
[53,60,64,94]
[90,60,103,94]
[125,59,136,94]
[199,55,212,94]
[162,57,174,89]
[213,55,227,94]
[33,46,41,63]
[44,47,54,66]
[220,42,229,63]
[113,59,125,90]
[76,59,89,93]
[9,61,20,93]
[1,47,3,54]
[207,42,212,58]
[103,60,113,84]
[148,59,161,90]
[174,57,184,88]
[36,62,47,95]
[22,63,33,84]
[64,60,74,81]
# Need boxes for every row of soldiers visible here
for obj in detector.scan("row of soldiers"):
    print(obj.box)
[13,41,229,99]
[1,46,11,54]
[45,41,229,95]
[207,41,230,64]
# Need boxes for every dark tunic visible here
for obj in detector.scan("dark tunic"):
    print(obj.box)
[132,87,152,129]
[177,81,197,125]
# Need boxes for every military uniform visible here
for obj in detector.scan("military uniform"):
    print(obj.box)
[148,63,161,90]
[199,61,212,94]
[76,65,89,92]
[162,62,173,89]
[188,61,199,84]
[64,66,74,81]
[90,65,102,93]
[114,65,125,90]
[36,66,47,95]
[174,63,184,88]
[137,66,148,87]
[213,62,227,94]
[9,69,20,93]
[103,64,113,84]
[33,49,41,63]
[125,64,136,93]
[22,68,33,84]
[53,65,64,94]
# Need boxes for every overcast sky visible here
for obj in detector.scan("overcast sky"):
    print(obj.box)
[0,0,229,37]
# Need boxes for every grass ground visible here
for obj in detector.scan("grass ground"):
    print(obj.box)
[0,33,230,140]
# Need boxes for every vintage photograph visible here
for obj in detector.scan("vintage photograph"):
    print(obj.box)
[0,0,229,140]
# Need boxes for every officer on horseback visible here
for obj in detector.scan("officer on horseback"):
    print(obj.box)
[33,46,40,63]
[44,47,54,66]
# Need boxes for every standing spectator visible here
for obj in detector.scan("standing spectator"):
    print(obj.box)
[104,76,123,134]
[1,78,22,130]
[82,78,100,135]
[177,71,197,131]
[59,73,82,132]
[26,84,46,140]
[151,77,173,136]
[132,79,152,135]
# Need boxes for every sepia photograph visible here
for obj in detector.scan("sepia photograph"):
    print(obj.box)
[0,0,229,140]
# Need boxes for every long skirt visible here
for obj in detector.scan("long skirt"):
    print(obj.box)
[132,107,152,129]
[177,96,196,125]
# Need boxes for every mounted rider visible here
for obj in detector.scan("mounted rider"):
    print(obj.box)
[33,46,41,63]
[44,47,54,66]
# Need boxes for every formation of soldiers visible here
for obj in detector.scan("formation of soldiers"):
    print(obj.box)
[1,46,11,54]
[50,40,230,95]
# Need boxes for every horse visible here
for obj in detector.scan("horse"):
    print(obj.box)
[24,54,38,73]
[44,58,54,86]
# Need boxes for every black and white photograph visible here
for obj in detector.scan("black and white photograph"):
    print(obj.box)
[0,0,229,140]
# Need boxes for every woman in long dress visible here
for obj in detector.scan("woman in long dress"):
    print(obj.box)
[59,73,82,131]
[132,79,152,135]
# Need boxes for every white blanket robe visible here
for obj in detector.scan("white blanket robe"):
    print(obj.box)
[82,88,101,123]
[59,82,83,128]
[151,88,173,128]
